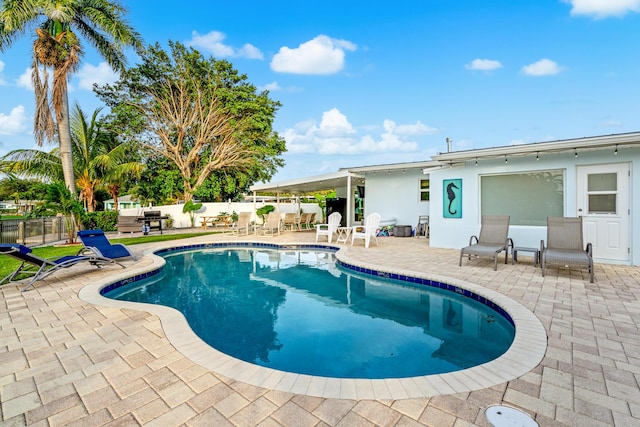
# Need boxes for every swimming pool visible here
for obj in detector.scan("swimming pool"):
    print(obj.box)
[82,241,547,399]
[102,245,515,379]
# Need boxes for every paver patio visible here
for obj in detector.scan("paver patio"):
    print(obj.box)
[1,230,639,426]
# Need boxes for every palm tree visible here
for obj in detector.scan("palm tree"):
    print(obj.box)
[0,0,143,194]
[1,104,145,212]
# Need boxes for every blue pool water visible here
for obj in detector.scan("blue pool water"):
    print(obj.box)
[104,246,515,379]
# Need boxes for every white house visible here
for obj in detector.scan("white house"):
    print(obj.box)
[251,132,640,266]
[104,194,141,211]
[429,133,640,266]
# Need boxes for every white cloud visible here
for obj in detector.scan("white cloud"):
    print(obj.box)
[563,0,640,18]
[187,30,263,59]
[521,58,563,76]
[76,62,118,90]
[259,81,282,92]
[465,58,503,71]
[283,108,434,155]
[271,35,357,75]
[392,120,437,136]
[17,67,33,90]
[0,105,29,135]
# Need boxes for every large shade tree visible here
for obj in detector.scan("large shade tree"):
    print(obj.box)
[0,0,143,194]
[96,41,286,202]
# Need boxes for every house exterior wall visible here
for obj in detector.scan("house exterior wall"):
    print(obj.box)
[361,169,430,229]
[429,147,639,265]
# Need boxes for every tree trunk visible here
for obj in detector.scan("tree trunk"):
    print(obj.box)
[57,91,76,194]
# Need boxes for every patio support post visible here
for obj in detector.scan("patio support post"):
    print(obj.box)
[346,175,352,227]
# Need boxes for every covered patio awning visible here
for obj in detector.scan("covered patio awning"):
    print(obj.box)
[249,170,365,226]
[250,170,364,195]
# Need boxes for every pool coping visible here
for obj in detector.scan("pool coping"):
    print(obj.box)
[79,240,548,400]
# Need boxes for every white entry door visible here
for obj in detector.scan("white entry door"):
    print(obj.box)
[576,163,630,262]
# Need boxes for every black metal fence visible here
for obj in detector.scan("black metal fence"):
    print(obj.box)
[0,216,75,246]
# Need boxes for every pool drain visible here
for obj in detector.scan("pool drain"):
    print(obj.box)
[485,405,538,427]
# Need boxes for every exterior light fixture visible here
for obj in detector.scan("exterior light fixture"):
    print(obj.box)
[504,155,508,164]
[615,145,618,155]
[574,149,578,158]
[475,158,478,166]
[536,152,539,161]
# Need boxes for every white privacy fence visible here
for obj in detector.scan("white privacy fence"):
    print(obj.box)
[119,201,323,229]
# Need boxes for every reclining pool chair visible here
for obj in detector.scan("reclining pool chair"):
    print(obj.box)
[459,215,513,270]
[77,229,136,260]
[259,211,281,236]
[232,211,253,236]
[0,244,124,292]
[541,216,594,283]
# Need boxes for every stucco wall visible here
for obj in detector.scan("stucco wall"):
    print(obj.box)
[361,169,429,229]
[429,147,639,266]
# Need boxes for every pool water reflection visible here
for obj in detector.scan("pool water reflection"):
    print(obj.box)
[104,247,515,379]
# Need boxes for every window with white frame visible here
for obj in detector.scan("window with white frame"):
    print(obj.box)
[480,170,564,226]
[419,179,430,201]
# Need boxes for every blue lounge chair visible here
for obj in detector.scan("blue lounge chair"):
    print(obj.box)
[0,244,124,292]
[77,229,136,260]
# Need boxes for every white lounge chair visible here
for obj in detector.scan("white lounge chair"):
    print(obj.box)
[351,212,381,248]
[232,212,252,236]
[260,211,281,236]
[316,212,341,243]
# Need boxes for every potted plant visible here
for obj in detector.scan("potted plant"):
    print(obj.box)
[164,213,174,229]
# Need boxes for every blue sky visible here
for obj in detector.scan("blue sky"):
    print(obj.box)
[1,0,640,182]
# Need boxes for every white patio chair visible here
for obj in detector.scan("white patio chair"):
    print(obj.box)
[351,212,381,248]
[315,212,341,243]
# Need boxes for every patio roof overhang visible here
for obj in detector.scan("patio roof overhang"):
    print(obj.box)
[344,160,440,174]
[250,170,365,195]
[432,132,640,164]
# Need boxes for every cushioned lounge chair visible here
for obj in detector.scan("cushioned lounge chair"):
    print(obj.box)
[459,215,513,270]
[316,212,341,243]
[77,229,136,260]
[351,212,381,248]
[0,244,124,292]
[541,216,594,283]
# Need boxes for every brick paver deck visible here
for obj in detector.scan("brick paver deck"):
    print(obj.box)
[1,230,639,426]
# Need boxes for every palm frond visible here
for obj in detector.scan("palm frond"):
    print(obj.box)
[1,148,64,180]
[0,0,40,49]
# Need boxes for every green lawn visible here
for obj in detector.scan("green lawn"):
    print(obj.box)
[0,232,216,283]
[0,215,23,220]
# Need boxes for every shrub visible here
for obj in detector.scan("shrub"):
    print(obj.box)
[82,211,119,231]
